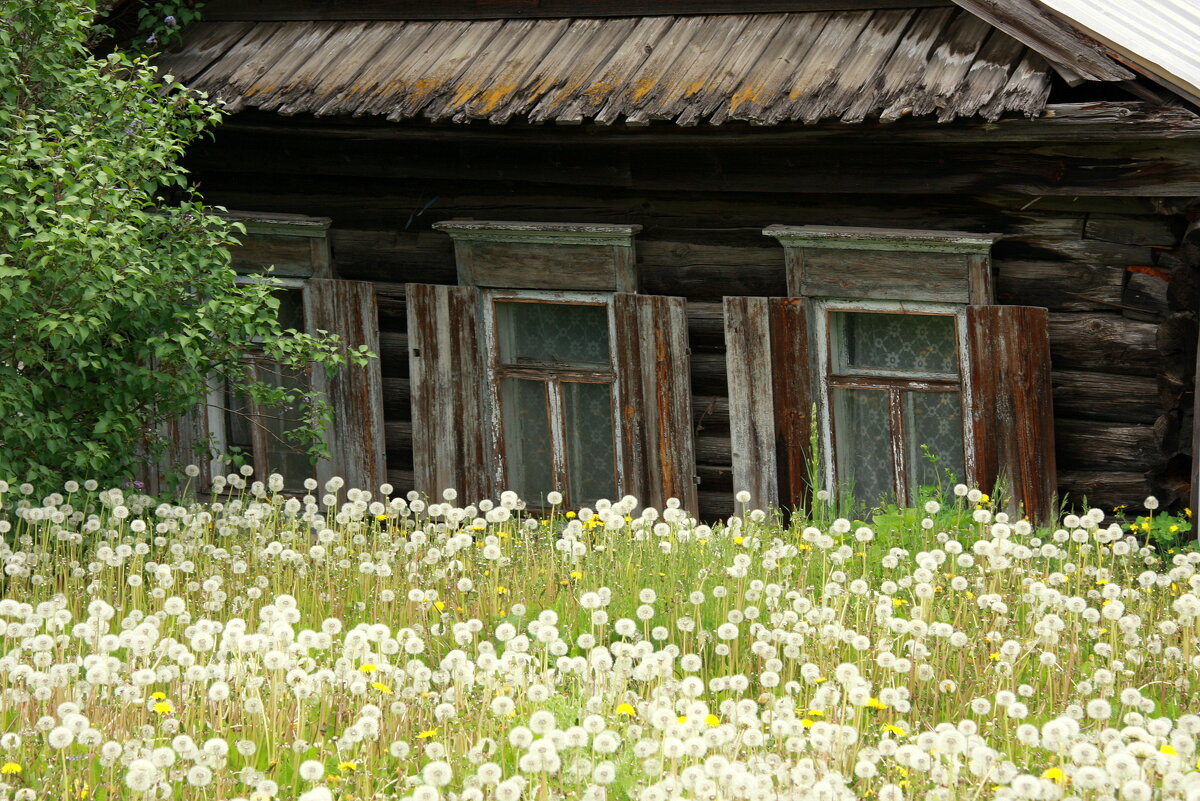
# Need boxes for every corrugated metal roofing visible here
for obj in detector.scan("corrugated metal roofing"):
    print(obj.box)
[159,10,1054,125]
[1038,0,1200,105]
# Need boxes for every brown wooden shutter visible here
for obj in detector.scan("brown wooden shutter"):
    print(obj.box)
[723,297,813,510]
[406,283,490,503]
[966,305,1057,523]
[305,278,386,494]
[614,293,698,513]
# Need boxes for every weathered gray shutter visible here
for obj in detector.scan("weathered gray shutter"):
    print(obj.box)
[966,305,1057,523]
[613,293,697,513]
[724,297,813,510]
[406,283,490,503]
[305,278,386,494]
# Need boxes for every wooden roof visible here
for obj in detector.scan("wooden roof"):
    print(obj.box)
[159,9,1056,125]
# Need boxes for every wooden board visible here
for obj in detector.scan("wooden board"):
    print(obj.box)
[406,283,491,502]
[967,305,1057,522]
[203,0,955,20]
[614,293,698,511]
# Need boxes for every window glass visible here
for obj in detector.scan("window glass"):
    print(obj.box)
[275,288,305,332]
[905,391,965,494]
[496,301,609,367]
[500,378,555,501]
[564,381,616,502]
[258,362,312,491]
[833,312,957,376]
[833,388,894,504]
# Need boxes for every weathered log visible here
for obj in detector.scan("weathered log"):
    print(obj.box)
[1122,270,1169,322]
[995,260,1125,311]
[1084,213,1180,247]
[1054,419,1159,471]
[1050,371,1159,424]
[1057,470,1152,511]
[1047,312,1161,376]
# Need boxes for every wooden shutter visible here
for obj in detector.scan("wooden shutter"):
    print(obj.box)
[614,293,697,513]
[966,305,1057,523]
[305,278,386,494]
[724,297,813,510]
[406,283,490,503]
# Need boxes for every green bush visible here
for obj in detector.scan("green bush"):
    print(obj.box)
[0,0,362,485]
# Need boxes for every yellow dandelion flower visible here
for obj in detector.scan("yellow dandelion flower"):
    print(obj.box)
[338,761,358,773]
[496,586,507,595]
[375,514,388,521]
[812,676,826,684]
[806,710,824,717]
[359,663,377,674]
[677,716,688,724]
[433,601,445,611]
[569,571,583,580]
[1160,744,1178,756]
[866,698,888,710]
[980,493,990,502]
[658,572,666,578]
[150,691,167,700]
[566,511,577,519]
[416,728,439,739]
[1041,767,1065,783]
[153,700,174,715]
[801,718,814,729]
[882,725,906,736]
[892,598,907,607]
[615,703,636,717]
[989,652,1001,661]
[733,536,744,546]
[1,762,21,775]
[372,682,393,695]
[705,714,720,727]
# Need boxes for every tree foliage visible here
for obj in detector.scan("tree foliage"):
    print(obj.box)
[0,0,363,485]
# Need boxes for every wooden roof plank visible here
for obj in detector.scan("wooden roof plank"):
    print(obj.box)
[792,8,917,123]
[763,11,875,124]
[976,51,1053,122]
[456,18,575,123]
[629,14,756,124]
[940,25,1029,121]
[185,21,289,108]
[353,20,481,118]
[273,22,398,115]
[490,18,608,122]
[556,16,674,123]
[673,14,788,125]
[887,10,991,120]
[710,12,834,124]
[309,21,434,117]
[526,17,642,123]
[155,21,254,85]
[839,6,953,123]
[949,0,1133,83]
[162,10,1064,126]
[235,21,345,111]
[594,16,709,125]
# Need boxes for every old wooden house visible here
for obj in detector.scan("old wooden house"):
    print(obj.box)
[153,0,1200,520]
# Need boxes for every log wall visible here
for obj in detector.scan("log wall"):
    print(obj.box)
[188,120,1199,517]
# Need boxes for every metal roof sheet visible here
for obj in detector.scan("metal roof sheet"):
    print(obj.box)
[1038,0,1200,105]
[160,10,1053,125]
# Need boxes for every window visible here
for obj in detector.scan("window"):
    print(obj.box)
[487,295,618,505]
[411,221,697,510]
[154,212,385,495]
[725,225,1056,520]
[223,285,312,493]
[821,305,970,505]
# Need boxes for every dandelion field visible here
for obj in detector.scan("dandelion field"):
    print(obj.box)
[1,475,1200,801]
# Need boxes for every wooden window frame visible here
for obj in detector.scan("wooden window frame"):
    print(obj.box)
[208,276,315,490]
[481,288,625,506]
[814,298,978,505]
